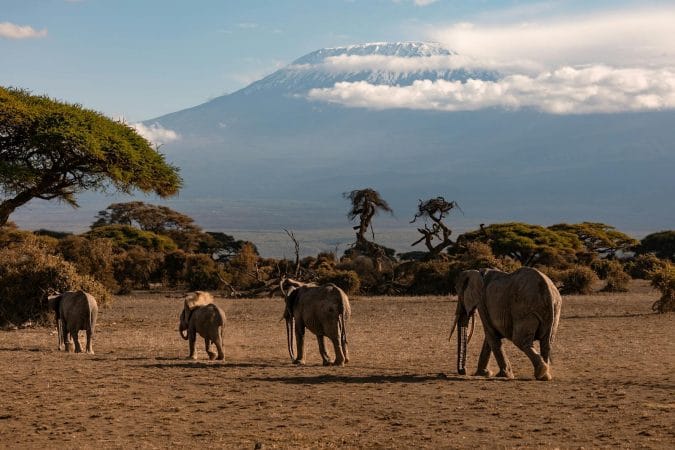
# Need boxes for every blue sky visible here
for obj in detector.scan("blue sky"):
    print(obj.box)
[1,0,673,121]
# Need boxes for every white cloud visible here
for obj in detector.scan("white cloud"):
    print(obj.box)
[414,0,438,6]
[307,65,675,114]
[295,53,541,75]
[428,7,675,68]
[130,122,180,146]
[0,22,47,39]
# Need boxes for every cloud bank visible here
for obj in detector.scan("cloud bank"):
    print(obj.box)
[429,7,675,68]
[308,66,675,114]
[305,6,675,114]
[0,22,47,39]
[130,122,180,146]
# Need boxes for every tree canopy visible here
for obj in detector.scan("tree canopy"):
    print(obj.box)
[458,222,582,266]
[410,197,460,257]
[548,222,637,258]
[637,231,675,261]
[0,87,182,225]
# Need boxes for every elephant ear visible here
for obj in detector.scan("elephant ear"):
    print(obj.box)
[458,270,483,313]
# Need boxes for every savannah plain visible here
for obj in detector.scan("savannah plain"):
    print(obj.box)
[1,281,673,449]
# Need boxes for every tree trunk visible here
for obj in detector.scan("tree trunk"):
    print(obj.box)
[0,191,35,226]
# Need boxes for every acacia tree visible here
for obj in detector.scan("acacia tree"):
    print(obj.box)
[458,222,582,267]
[344,188,393,247]
[0,87,181,225]
[548,222,637,259]
[410,196,460,257]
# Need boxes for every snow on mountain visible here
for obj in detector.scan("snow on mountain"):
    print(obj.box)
[240,41,500,94]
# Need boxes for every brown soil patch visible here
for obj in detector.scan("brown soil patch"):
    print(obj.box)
[1,281,673,448]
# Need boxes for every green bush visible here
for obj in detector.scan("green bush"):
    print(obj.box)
[113,246,164,292]
[625,253,669,279]
[407,260,454,295]
[56,235,118,291]
[560,265,598,295]
[0,236,110,326]
[650,264,675,313]
[184,254,226,291]
[601,262,630,292]
[317,269,361,294]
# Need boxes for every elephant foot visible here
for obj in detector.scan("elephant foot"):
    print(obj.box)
[216,354,224,361]
[86,350,95,355]
[333,360,345,367]
[188,355,197,360]
[496,369,514,379]
[292,359,305,365]
[207,351,216,360]
[322,360,332,366]
[474,368,493,377]
[535,364,552,381]
[458,368,466,375]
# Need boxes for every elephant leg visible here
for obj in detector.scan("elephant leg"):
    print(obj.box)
[513,317,551,381]
[188,331,197,359]
[474,339,493,377]
[214,330,225,360]
[317,335,331,366]
[540,337,552,365]
[205,338,216,360]
[489,338,513,379]
[85,328,94,355]
[329,334,346,366]
[72,329,83,353]
[293,324,306,365]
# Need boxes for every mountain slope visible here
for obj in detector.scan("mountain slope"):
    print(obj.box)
[13,42,673,251]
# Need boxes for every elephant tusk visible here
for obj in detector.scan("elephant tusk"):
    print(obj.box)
[448,314,459,341]
[467,313,476,345]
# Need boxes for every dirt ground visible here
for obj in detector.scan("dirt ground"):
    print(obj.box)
[1,281,673,449]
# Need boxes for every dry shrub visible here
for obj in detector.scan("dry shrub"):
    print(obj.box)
[337,255,381,293]
[113,246,164,293]
[601,262,630,292]
[407,260,453,295]
[0,235,110,326]
[317,269,361,294]
[226,243,259,290]
[560,265,598,295]
[57,236,118,291]
[650,264,675,313]
[184,254,226,291]
[625,253,669,279]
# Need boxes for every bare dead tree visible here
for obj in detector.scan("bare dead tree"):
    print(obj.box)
[343,188,393,248]
[283,228,301,277]
[410,197,461,257]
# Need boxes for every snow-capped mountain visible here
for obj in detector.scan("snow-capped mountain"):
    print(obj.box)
[14,42,674,250]
[241,42,499,94]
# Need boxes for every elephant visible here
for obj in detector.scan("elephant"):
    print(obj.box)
[179,291,226,360]
[48,290,98,354]
[451,267,562,381]
[280,278,350,366]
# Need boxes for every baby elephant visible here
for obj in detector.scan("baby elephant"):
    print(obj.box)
[178,291,226,360]
[48,290,98,354]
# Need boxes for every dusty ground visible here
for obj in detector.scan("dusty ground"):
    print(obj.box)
[1,281,673,449]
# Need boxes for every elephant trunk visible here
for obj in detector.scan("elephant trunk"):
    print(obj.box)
[456,304,470,375]
[286,317,295,362]
[179,309,189,340]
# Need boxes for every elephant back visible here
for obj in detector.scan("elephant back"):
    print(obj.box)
[184,291,214,311]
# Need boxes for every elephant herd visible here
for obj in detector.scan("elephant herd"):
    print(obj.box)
[49,267,562,381]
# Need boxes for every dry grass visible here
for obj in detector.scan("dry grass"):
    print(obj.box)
[0,280,673,448]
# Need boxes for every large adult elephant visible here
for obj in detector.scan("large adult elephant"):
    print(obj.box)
[451,267,562,381]
[48,290,98,354]
[281,279,350,366]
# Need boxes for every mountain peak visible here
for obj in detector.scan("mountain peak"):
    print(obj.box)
[240,41,496,95]
[292,41,454,65]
